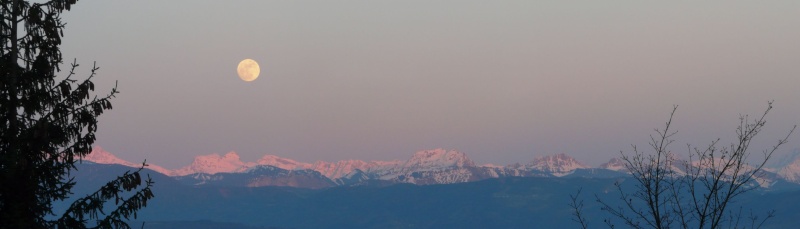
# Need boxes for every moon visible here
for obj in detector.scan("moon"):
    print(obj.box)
[237,59,260,82]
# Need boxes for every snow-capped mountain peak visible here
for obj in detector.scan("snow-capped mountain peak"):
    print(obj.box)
[312,160,367,179]
[776,154,800,183]
[256,155,312,171]
[526,153,589,177]
[774,149,800,183]
[172,151,255,176]
[84,146,134,166]
[222,151,241,161]
[600,158,627,172]
[403,149,476,170]
[84,147,172,175]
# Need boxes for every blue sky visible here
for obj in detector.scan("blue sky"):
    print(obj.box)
[61,1,800,168]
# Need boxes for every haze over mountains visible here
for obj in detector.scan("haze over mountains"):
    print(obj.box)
[85,147,800,189]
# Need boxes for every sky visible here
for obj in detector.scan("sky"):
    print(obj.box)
[58,1,800,169]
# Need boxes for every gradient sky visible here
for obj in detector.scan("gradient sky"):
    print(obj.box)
[59,1,800,168]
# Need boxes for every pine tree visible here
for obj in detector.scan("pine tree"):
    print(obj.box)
[1,1,154,228]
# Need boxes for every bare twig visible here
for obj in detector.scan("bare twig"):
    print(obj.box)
[578,102,793,229]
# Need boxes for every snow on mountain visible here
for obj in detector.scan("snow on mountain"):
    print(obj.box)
[402,149,475,171]
[84,147,136,166]
[599,158,627,172]
[84,147,172,175]
[85,148,580,184]
[598,154,686,175]
[775,149,800,183]
[778,157,800,183]
[523,153,589,177]
[598,155,780,188]
[312,160,370,179]
[371,149,494,184]
[256,155,312,171]
[779,163,800,183]
[687,158,780,188]
[175,165,335,189]
[313,159,405,179]
[333,169,373,186]
[254,155,405,179]
[84,146,800,188]
[172,152,255,176]
[320,149,482,184]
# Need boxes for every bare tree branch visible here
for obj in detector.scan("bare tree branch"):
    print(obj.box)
[573,102,793,229]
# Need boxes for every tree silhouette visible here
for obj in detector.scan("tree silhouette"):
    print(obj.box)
[572,103,795,229]
[1,1,153,228]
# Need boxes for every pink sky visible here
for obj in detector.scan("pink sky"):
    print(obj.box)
[61,1,800,168]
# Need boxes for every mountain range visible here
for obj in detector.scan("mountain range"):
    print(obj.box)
[61,162,800,229]
[85,147,800,189]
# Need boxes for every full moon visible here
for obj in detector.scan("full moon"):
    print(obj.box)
[237,59,260,82]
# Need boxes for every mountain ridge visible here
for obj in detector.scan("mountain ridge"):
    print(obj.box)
[84,146,800,188]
